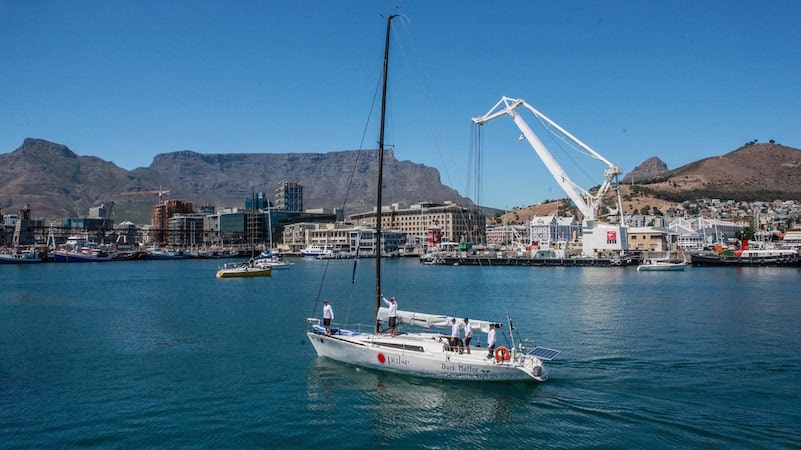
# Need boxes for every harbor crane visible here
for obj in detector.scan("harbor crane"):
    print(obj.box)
[472,96,628,257]
[120,185,170,205]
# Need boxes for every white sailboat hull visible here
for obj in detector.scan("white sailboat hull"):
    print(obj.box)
[305,330,548,382]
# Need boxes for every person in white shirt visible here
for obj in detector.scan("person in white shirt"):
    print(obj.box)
[450,318,461,352]
[463,318,473,354]
[323,299,334,336]
[487,324,497,358]
[382,294,398,336]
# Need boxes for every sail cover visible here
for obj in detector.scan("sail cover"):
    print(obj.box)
[377,307,500,333]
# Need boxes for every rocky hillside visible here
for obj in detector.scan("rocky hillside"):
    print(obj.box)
[0,138,470,223]
[497,142,801,224]
[638,143,801,202]
[3,138,799,225]
[621,156,668,184]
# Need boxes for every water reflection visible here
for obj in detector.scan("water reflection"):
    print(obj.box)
[306,358,547,446]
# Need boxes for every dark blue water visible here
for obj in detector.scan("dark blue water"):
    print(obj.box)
[2,258,800,448]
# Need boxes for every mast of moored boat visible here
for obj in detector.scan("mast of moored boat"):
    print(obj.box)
[375,14,396,333]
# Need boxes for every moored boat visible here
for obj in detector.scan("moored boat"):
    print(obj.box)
[690,240,800,267]
[0,248,45,264]
[637,259,687,271]
[216,262,272,278]
[51,235,113,262]
[254,257,294,270]
[146,246,190,260]
[300,244,338,258]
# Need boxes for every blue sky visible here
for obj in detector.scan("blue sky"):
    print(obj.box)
[2,1,800,210]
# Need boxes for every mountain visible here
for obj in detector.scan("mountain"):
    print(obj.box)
[3,139,800,225]
[621,156,668,184]
[496,142,801,225]
[0,138,470,223]
[636,143,801,202]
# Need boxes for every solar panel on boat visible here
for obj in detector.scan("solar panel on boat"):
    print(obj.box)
[529,346,561,361]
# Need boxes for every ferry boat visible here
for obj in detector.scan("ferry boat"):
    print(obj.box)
[300,244,338,258]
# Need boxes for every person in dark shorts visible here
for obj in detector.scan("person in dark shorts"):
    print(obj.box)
[382,294,398,336]
[323,299,334,335]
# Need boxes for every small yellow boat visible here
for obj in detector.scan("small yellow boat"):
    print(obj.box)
[216,262,272,278]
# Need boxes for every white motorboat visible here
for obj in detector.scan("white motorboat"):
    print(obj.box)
[637,259,687,271]
[254,257,294,270]
[300,244,338,258]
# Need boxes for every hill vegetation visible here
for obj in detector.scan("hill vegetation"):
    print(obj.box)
[496,142,801,225]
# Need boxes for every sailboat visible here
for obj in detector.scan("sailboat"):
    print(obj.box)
[304,15,559,382]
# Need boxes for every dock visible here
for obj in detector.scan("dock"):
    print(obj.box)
[421,255,638,267]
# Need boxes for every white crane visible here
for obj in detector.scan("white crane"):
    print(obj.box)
[472,96,627,257]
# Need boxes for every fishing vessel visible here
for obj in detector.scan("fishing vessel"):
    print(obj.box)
[51,235,113,262]
[305,15,559,382]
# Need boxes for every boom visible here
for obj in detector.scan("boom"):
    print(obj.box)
[472,96,623,223]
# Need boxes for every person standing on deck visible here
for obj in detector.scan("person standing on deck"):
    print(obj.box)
[450,318,462,352]
[487,324,497,358]
[463,318,473,354]
[382,294,398,337]
[323,300,334,336]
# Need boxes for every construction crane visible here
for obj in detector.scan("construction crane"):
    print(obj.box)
[472,96,627,257]
[120,185,170,205]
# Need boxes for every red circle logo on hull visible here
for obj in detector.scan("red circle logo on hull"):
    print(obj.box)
[377,353,386,363]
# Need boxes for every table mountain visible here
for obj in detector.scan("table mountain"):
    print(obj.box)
[0,138,470,223]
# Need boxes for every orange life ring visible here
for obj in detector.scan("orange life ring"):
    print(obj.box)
[494,346,510,362]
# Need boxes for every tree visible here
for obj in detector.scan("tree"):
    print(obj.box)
[735,226,756,242]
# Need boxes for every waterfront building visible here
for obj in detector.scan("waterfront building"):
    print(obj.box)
[528,215,580,247]
[281,221,404,254]
[666,217,744,250]
[626,226,675,252]
[3,204,42,247]
[167,213,205,248]
[245,192,269,210]
[151,200,195,244]
[275,181,303,212]
[347,201,484,248]
[485,224,528,248]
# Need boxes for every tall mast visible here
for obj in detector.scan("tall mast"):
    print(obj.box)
[375,14,396,332]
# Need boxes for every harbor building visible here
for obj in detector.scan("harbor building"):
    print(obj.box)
[275,181,303,212]
[151,200,195,244]
[166,213,205,248]
[667,218,745,250]
[281,221,404,255]
[528,215,580,248]
[347,201,484,248]
[626,226,675,252]
[485,224,528,248]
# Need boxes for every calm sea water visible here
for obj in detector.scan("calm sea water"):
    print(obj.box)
[2,258,800,448]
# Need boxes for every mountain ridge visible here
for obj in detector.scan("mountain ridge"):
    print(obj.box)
[0,138,470,223]
[2,138,800,224]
